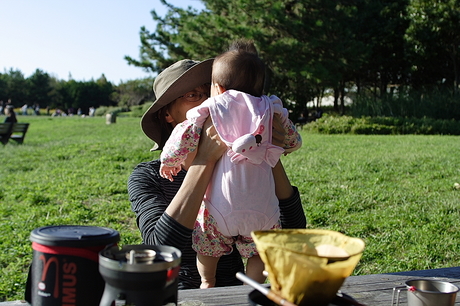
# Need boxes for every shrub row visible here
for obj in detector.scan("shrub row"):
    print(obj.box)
[303,115,460,135]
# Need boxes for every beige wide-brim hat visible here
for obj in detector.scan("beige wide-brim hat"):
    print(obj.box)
[141,58,214,149]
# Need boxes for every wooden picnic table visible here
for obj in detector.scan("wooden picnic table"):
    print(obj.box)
[2,266,460,305]
[177,266,460,305]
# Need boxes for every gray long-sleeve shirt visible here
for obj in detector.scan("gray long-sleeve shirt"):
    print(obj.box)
[128,159,306,289]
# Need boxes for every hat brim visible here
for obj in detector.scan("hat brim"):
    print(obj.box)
[141,58,214,147]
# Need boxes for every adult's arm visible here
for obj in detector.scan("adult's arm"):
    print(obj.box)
[164,118,227,229]
[128,160,191,247]
[128,118,226,245]
[273,157,307,229]
[272,114,307,228]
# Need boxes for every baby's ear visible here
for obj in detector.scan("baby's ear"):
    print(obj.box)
[214,83,226,94]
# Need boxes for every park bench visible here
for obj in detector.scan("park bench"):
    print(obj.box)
[0,122,30,145]
[0,123,12,145]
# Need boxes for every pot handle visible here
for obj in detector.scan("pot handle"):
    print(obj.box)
[391,286,407,306]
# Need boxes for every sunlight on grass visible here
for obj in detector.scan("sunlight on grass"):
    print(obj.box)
[0,116,459,301]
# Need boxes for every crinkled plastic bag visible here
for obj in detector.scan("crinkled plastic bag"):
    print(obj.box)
[252,229,365,306]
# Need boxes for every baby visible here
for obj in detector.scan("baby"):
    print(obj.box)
[160,40,302,288]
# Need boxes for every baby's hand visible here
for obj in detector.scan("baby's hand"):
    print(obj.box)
[159,164,182,182]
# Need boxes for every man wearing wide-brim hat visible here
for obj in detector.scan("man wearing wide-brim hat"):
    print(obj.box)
[141,58,213,150]
[128,57,306,289]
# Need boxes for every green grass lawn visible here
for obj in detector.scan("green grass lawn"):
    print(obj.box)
[1,115,459,301]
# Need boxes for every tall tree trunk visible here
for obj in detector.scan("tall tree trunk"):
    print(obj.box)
[340,80,346,115]
[333,86,339,113]
[451,43,458,96]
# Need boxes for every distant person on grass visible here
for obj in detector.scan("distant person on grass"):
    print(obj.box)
[3,105,18,142]
[128,45,306,289]
[21,104,28,116]
[4,105,17,123]
[158,40,302,288]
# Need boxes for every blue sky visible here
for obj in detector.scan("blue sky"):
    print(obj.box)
[0,1,205,85]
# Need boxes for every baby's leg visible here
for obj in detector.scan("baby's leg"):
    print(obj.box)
[246,255,266,284]
[197,253,220,288]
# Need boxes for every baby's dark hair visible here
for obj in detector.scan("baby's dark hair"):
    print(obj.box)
[212,39,265,97]
[227,39,259,54]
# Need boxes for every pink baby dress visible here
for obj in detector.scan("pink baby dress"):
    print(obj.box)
[160,90,301,238]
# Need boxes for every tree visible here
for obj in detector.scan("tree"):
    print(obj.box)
[28,69,52,108]
[112,78,155,108]
[125,0,368,116]
[96,74,115,107]
[405,0,460,93]
[47,77,66,110]
[0,72,8,102]
[4,69,28,107]
[126,0,460,120]
[59,79,115,113]
[125,0,219,72]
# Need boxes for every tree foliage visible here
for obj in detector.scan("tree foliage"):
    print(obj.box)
[27,69,52,107]
[111,78,155,108]
[125,0,460,120]
[2,69,27,105]
[1,1,459,120]
[405,0,460,92]
[0,68,157,115]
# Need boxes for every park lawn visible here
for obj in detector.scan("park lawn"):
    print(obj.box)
[0,115,459,301]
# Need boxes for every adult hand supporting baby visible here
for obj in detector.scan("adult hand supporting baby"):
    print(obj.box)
[193,117,227,166]
[166,117,226,229]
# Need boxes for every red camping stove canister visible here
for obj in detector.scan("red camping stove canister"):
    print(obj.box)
[28,225,120,306]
